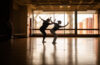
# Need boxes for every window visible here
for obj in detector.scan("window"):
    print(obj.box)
[32,11,75,35]
[30,10,99,36]
[77,11,98,34]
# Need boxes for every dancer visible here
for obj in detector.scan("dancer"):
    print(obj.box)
[50,20,69,44]
[39,16,52,43]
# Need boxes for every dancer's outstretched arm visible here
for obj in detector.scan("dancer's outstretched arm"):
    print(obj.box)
[50,17,52,20]
[51,19,56,23]
[50,19,56,24]
[39,16,44,21]
[60,22,69,27]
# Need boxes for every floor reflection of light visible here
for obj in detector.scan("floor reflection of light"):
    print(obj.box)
[45,45,54,64]
[77,38,96,65]
[27,37,97,65]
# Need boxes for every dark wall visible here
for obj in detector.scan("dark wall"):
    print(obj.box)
[0,0,12,40]
[13,5,27,37]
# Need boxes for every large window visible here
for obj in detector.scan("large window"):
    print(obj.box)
[31,11,75,35]
[31,10,99,36]
[77,11,98,34]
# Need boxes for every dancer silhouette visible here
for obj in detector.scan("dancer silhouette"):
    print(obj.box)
[50,20,69,44]
[39,16,52,43]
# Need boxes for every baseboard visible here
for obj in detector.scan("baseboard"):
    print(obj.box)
[13,34,27,38]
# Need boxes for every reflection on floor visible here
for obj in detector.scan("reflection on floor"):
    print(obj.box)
[0,37,100,65]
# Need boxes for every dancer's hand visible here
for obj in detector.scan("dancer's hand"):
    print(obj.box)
[39,16,41,18]
[62,22,69,27]
[39,16,44,21]
[50,17,52,19]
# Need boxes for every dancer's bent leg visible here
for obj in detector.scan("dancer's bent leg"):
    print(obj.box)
[53,34,57,43]
[50,30,57,43]
[43,31,46,43]
[40,29,46,43]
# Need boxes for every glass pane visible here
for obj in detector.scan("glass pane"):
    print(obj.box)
[54,11,75,29]
[65,11,75,29]
[32,30,75,35]
[77,11,98,29]
[65,30,75,34]
[32,30,41,34]
[55,30,64,35]
[33,11,75,30]
[78,30,98,34]
[32,30,65,35]
[32,10,75,35]
[33,11,54,29]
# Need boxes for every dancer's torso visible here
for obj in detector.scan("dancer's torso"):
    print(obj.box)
[52,23,60,31]
[40,21,50,30]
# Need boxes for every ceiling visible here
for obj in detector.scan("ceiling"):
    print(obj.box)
[14,0,100,11]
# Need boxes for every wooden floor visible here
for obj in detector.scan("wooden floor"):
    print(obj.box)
[0,37,100,65]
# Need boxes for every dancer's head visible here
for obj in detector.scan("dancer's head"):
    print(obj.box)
[46,18,51,22]
[58,20,61,24]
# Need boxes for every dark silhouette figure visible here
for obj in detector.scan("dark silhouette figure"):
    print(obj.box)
[39,16,52,43]
[50,20,69,44]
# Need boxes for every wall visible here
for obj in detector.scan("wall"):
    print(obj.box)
[27,5,33,37]
[13,3,28,37]
[0,0,12,40]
